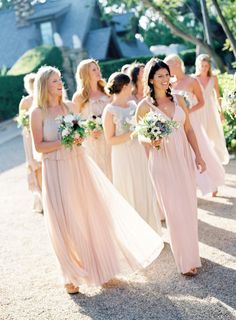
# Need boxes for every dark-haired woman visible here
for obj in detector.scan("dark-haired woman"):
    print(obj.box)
[136,59,206,276]
[103,72,163,233]
[129,63,145,103]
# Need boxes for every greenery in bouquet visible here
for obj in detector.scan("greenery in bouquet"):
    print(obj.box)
[56,113,86,149]
[84,115,103,134]
[16,109,30,128]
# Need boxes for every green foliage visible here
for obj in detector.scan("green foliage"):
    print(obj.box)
[218,72,234,95]
[218,72,236,153]
[0,45,64,121]
[8,45,63,75]
[179,48,196,68]
[223,109,236,153]
[100,55,165,80]
[0,74,24,122]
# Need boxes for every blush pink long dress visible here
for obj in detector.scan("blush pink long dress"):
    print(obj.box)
[41,108,164,287]
[144,97,201,274]
[172,90,225,195]
[80,95,112,180]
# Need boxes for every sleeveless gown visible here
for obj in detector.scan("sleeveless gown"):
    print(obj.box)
[144,98,201,274]
[104,101,163,233]
[22,124,43,212]
[41,109,164,287]
[172,89,225,195]
[80,95,112,180]
[195,77,229,164]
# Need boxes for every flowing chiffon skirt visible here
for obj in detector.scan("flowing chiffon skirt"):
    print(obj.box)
[42,146,164,286]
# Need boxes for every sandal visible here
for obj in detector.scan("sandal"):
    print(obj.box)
[64,283,79,294]
[182,268,198,277]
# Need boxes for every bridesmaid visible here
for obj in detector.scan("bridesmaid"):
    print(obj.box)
[194,54,229,164]
[129,63,145,103]
[72,59,112,180]
[19,73,43,213]
[136,58,205,276]
[103,72,163,233]
[30,66,164,294]
[164,54,225,197]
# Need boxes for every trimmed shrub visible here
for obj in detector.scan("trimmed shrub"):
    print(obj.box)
[100,55,165,80]
[8,45,63,75]
[0,75,24,122]
[0,45,63,121]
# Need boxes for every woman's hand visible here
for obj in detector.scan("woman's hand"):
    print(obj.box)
[220,110,225,122]
[74,137,84,145]
[151,139,162,149]
[90,130,102,139]
[195,156,206,173]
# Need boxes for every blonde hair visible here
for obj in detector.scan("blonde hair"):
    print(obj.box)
[24,73,36,95]
[164,54,185,73]
[75,59,106,109]
[195,54,212,77]
[33,66,64,110]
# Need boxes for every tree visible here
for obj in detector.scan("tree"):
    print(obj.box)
[211,0,236,58]
[100,0,227,71]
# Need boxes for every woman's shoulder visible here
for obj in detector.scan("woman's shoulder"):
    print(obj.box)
[19,95,33,110]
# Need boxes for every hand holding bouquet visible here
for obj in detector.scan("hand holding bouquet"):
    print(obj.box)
[84,115,103,139]
[133,111,179,149]
[16,110,30,129]
[56,113,86,149]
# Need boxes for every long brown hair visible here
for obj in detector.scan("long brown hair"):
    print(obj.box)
[75,59,107,109]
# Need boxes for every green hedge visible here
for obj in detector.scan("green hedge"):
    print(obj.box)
[100,55,165,80]
[8,45,63,75]
[218,72,236,153]
[0,45,63,122]
[100,49,196,80]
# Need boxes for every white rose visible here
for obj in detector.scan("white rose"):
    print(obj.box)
[64,114,74,125]
[62,128,71,138]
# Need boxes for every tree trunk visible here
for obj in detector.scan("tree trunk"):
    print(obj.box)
[200,0,214,47]
[211,0,236,58]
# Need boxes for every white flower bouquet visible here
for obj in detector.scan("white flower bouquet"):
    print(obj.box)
[133,111,179,149]
[84,115,103,134]
[56,113,86,149]
[16,110,30,128]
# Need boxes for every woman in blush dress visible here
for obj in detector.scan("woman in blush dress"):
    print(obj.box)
[136,59,206,276]
[19,73,43,213]
[164,54,225,197]
[194,54,229,164]
[128,63,145,104]
[30,66,164,294]
[103,72,163,233]
[72,59,112,180]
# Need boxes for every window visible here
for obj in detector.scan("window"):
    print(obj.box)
[40,22,54,45]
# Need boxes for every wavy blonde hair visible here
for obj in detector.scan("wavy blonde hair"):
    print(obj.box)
[195,54,212,77]
[24,73,36,95]
[33,66,64,110]
[164,54,185,73]
[75,59,107,109]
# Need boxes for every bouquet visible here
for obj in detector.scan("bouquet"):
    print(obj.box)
[56,113,86,149]
[84,115,103,134]
[16,110,30,128]
[133,111,179,149]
